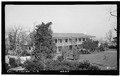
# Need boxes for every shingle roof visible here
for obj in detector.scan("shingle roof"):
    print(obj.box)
[30,31,95,38]
[52,33,95,38]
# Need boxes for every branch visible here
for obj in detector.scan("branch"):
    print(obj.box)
[110,11,117,17]
[110,6,117,17]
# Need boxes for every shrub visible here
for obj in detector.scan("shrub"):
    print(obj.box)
[57,55,64,62]
[77,60,100,70]
[24,60,44,71]
[108,45,117,49]
[9,58,18,68]
[79,49,90,54]
[81,39,99,52]
[6,63,10,70]
[87,65,100,70]
[77,60,91,70]
[21,51,30,56]
[98,44,105,51]
[72,47,81,60]
[46,60,71,70]
[46,60,100,70]
[24,57,100,71]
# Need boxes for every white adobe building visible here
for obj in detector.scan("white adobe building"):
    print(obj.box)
[52,33,95,53]
[5,32,95,54]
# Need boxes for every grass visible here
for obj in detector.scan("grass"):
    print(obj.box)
[78,49,117,70]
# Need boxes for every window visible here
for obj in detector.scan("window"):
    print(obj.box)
[55,39,57,43]
[29,47,31,50]
[75,38,77,42]
[83,38,85,41]
[79,38,81,41]
[65,39,68,42]
[60,39,62,43]
[69,39,72,42]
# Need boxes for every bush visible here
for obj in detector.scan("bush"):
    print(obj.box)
[77,60,100,70]
[88,65,100,70]
[24,60,44,71]
[108,45,117,49]
[21,51,30,56]
[57,55,64,62]
[6,63,10,70]
[98,44,105,51]
[46,59,100,70]
[46,60,72,70]
[77,60,91,70]
[9,58,18,68]
[79,49,90,54]
[24,58,100,71]
[81,39,99,52]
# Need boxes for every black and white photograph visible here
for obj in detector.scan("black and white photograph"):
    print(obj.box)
[2,2,119,75]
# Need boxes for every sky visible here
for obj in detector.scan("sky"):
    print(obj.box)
[5,5,117,39]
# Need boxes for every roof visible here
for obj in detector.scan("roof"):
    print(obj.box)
[52,33,95,38]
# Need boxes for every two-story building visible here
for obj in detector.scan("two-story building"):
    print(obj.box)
[24,33,95,54]
[52,33,95,53]
[5,32,95,55]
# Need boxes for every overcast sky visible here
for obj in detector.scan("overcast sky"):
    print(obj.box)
[5,5,117,39]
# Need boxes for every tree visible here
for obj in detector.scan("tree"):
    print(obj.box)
[31,22,56,70]
[6,26,28,55]
[60,46,70,60]
[109,6,117,32]
[81,39,99,52]
[71,46,80,60]
[8,32,16,50]
[106,30,113,43]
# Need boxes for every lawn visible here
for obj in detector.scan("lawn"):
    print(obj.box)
[78,49,117,70]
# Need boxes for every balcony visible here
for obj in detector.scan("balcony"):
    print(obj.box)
[55,41,83,46]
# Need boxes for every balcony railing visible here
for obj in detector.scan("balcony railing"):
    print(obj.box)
[55,41,83,46]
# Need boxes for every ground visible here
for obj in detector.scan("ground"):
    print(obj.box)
[78,49,117,70]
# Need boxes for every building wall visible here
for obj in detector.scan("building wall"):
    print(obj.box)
[53,37,88,53]
[53,37,86,47]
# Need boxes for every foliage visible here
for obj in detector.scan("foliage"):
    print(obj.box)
[24,58,100,71]
[45,59,100,70]
[79,49,91,54]
[71,46,81,60]
[31,22,56,60]
[9,58,18,68]
[97,43,108,51]
[81,39,99,52]
[60,46,70,60]
[57,55,64,62]
[45,60,76,70]
[28,22,57,71]
[103,42,108,47]
[60,46,81,60]
[77,60,100,70]
[24,60,44,71]
[6,63,10,70]
[8,32,16,50]
[108,45,117,49]
[6,26,29,56]
[21,50,30,56]
[97,45,105,51]
[106,30,113,43]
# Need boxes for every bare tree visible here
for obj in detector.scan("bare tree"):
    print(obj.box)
[6,25,28,55]
[109,6,117,32]
[106,30,113,43]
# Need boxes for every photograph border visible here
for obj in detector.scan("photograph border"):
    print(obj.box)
[2,1,119,75]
